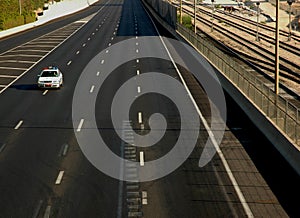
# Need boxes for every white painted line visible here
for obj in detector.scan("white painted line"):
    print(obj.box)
[140,151,144,166]
[62,144,69,156]
[0,66,27,70]
[14,120,23,130]
[108,43,112,46]
[76,50,80,54]
[96,28,98,31]
[136,59,139,63]
[43,205,51,218]
[106,50,109,53]
[77,119,84,132]
[0,143,6,153]
[92,32,95,35]
[142,191,147,198]
[136,36,138,39]
[136,42,139,46]
[138,112,142,124]
[88,38,91,41]
[152,18,254,217]
[111,37,114,40]
[142,199,148,205]
[136,70,140,75]
[55,171,64,185]
[90,85,95,93]
[67,61,72,65]
[0,75,18,78]
[42,90,48,96]
[0,60,35,64]
[137,86,141,93]
[136,49,139,53]
[113,32,116,35]
[96,71,100,76]
[101,60,105,64]
[82,43,86,47]
[32,200,43,218]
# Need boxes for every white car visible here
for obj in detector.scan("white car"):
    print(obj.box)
[37,66,63,88]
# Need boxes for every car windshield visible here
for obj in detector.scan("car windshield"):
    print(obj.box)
[41,70,58,77]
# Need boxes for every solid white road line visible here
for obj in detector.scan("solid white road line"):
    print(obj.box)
[14,120,23,130]
[90,85,95,93]
[140,151,144,166]
[138,112,142,124]
[77,119,84,132]
[0,75,18,78]
[151,16,254,217]
[55,171,64,185]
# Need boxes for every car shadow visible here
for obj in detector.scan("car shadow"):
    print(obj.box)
[10,84,39,91]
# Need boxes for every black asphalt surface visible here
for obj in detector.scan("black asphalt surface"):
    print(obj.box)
[0,0,299,217]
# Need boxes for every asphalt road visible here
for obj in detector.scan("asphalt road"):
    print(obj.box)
[0,0,299,217]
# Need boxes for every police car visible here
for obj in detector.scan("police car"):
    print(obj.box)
[37,66,63,88]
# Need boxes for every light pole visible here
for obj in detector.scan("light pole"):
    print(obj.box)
[194,0,197,33]
[19,0,22,15]
[256,2,260,41]
[211,0,214,32]
[287,0,294,41]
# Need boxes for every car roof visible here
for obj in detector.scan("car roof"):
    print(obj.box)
[42,66,59,71]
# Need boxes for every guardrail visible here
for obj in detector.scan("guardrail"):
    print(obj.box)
[177,24,300,147]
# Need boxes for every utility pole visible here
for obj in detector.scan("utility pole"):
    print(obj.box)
[256,2,260,41]
[275,0,280,95]
[194,0,197,33]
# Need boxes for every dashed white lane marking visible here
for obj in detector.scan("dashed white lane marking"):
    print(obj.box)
[101,60,105,64]
[111,37,114,40]
[90,85,95,93]
[97,71,100,76]
[96,28,98,31]
[92,32,95,35]
[136,59,139,63]
[137,86,141,93]
[42,90,48,96]
[67,61,72,65]
[77,119,84,132]
[0,143,6,153]
[136,42,138,46]
[106,50,109,53]
[136,49,139,53]
[108,43,111,46]
[14,120,23,130]
[59,144,69,157]
[32,200,43,218]
[140,151,144,166]
[136,70,140,75]
[43,205,51,218]
[55,171,64,185]
[138,112,142,124]
[88,38,91,41]
[76,50,80,55]
[142,191,148,205]
[82,43,86,47]
[136,36,138,39]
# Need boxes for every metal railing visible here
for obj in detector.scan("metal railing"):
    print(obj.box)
[177,24,300,147]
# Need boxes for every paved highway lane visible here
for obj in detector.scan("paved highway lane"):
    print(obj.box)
[0,0,296,217]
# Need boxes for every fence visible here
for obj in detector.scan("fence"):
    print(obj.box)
[177,24,300,147]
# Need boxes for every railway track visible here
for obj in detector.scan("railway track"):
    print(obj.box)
[174,1,300,88]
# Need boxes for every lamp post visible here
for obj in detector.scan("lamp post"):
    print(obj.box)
[211,0,215,32]
[287,0,294,41]
[256,2,260,41]
[194,0,197,33]
[19,0,22,15]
